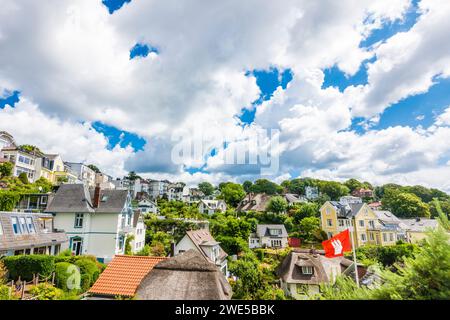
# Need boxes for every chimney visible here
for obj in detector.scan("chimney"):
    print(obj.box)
[170,241,176,257]
[93,184,101,208]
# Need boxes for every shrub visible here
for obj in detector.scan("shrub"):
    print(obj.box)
[0,285,17,300]
[55,262,79,292]
[75,258,100,286]
[3,255,55,281]
[29,283,65,300]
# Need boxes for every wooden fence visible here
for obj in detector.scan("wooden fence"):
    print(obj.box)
[8,272,56,300]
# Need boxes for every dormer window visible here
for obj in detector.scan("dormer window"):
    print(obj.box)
[269,229,282,236]
[301,266,313,275]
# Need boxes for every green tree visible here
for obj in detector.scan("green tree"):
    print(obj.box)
[242,180,253,193]
[317,181,349,200]
[344,178,364,192]
[250,179,283,195]
[298,217,321,241]
[18,172,29,184]
[229,253,263,299]
[87,164,101,174]
[0,162,13,178]
[126,171,141,181]
[382,189,430,218]
[373,224,450,299]
[286,178,317,195]
[219,183,246,207]
[291,202,319,223]
[198,182,214,196]
[266,196,288,214]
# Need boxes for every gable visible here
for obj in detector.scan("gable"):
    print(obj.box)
[354,204,376,220]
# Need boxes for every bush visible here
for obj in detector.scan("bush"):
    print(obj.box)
[29,283,65,300]
[0,285,17,300]
[55,262,78,292]
[3,255,55,281]
[354,243,419,267]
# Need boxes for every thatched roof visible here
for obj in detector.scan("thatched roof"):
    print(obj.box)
[135,249,232,300]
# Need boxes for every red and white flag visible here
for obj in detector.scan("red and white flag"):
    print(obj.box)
[322,229,352,258]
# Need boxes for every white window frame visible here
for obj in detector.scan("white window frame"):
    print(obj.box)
[19,217,28,234]
[361,233,367,241]
[327,219,333,227]
[26,217,35,234]
[11,217,21,235]
[74,213,84,228]
[359,220,365,227]
[302,266,313,275]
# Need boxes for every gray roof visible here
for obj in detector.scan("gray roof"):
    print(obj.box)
[45,184,129,214]
[185,229,228,263]
[135,249,232,300]
[255,224,288,238]
[400,218,439,232]
[329,201,365,218]
[0,212,68,251]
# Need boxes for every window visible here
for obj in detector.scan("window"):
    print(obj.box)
[360,233,366,241]
[40,196,48,205]
[269,229,282,236]
[389,233,394,241]
[383,233,387,242]
[338,220,344,227]
[271,239,282,247]
[26,217,35,234]
[74,213,84,228]
[359,220,365,227]
[369,233,374,241]
[327,219,333,227]
[301,266,313,275]
[326,207,331,215]
[19,217,28,234]
[0,221,3,235]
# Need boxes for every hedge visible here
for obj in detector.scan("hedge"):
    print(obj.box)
[54,262,75,292]
[3,255,55,281]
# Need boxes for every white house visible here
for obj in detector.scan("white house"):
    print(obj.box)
[64,162,96,187]
[249,224,289,249]
[198,200,227,215]
[167,182,185,201]
[137,199,158,214]
[0,131,16,154]
[1,146,42,182]
[174,229,228,276]
[0,211,68,257]
[45,184,134,263]
[131,211,146,253]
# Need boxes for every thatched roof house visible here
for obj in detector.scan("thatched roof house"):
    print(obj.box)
[135,249,232,300]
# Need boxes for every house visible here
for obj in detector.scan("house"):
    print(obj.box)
[39,154,78,185]
[136,249,232,300]
[249,224,289,249]
[368,201,382,210]
[64,162,96,187]
[236,193,272,212]
[276,249,366,299]
[167,182,185,201]
[352,188,373,198]
[339,196,363,205]
[0,131,16,155]
[400,218,440,244]
[88,255,167,299]
[320,200,405,248]
[15,193,53,213]
[198,199,227,215]
[95,172,115,190]
[137,199,158,214]
[0,211,67,257]
[148,179,171,199]
[45,184,134,263]
[131,211,146,253]
[285,193,306,205]
[1,146,42,182]
[174,229,228,275]
[305,186,319,200]
[182,187,204,203]
[368,210,407,245]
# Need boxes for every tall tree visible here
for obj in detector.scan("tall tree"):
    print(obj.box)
[198,182,214,196]
[219,183,246,207]
[382,189,430,218]
[242,180,253,193]
[266,196,288,214]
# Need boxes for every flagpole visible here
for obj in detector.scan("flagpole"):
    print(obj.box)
[349,225,360,287]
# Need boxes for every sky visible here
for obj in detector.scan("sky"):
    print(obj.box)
[1,0,450,192]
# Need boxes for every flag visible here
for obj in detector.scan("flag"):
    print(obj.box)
[322,229,352,258]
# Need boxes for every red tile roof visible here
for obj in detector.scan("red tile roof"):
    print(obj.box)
[88,255,167,297]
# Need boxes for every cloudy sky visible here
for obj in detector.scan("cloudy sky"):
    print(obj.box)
[1,0,450,191]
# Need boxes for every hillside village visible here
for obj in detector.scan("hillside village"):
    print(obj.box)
[0,130,449,300]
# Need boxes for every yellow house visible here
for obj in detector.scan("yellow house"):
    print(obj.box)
[400,218,440,244]
[39,154,77,185]
[320,200,401,248]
